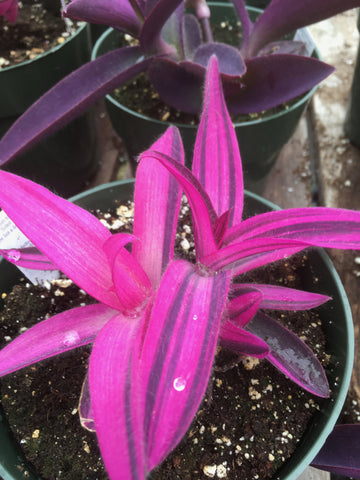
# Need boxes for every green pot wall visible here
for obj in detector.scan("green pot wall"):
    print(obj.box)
[92,3,318,193]
[0,180,354,480]
[0,22,99,197]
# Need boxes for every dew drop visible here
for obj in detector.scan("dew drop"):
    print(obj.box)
[63,330,81,347]
[7,249,20,262]
[193,314,198,321]
[173,377,186,392]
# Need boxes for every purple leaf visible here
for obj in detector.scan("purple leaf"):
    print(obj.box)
[193,56,244,226]
[248,0,360,56]
[231,283,331,310]
[0,247,57,270]
[139,260,230,469]
[247,312,330,397]
[225,207,360,249]
[224,54,334,115]
[202,236,306,273]
[220,321,269,357]
[140,150,218,259]
[0,170,123,309]
[63,0,142,37]
[182,13,202,59]
[89,312,146,480]
[148,58,204,113]
[0,304,118,377]
[140,0,184,54]
[311,425,360,478]
[133,127,184,287]
[232,0,252,51]
[193,43,246,76]
[0,47,151,165]
[103,235,152,312]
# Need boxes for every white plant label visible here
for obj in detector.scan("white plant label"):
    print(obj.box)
[0,210,60,285]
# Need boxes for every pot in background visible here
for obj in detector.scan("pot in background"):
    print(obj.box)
[92,3,319,194]
[0,21,99,197]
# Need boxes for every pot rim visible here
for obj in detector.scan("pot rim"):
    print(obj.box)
[1,21,88,73]
[91,3,320,129]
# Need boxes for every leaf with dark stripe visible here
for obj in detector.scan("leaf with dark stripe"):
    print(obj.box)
[140,150,218,259]
[192,56,244,226]
[133,127,184,286]
[0,246,57,270]
[139,260,230,470]
[231,283,331,311]
[220,321,269,358]
[89,312,147,480]
[225,207,360,250]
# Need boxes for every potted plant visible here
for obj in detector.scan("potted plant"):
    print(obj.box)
[0,57,360,480]
[1,0,360,193]
[0,0,98,197]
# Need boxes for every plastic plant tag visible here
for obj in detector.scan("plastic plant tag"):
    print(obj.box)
[0,210,60,285]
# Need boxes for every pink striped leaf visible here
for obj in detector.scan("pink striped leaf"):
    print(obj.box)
[0,170,124,309]
[311,424,360,478]
[247,312,329,397]
[220,321,269,358]
[0,303,118,377]
[202,236,306,273]
[140,260,230,470]
[192,56,244,226]
[133,127,184,286]
[140,150,218,259]
[0,247,57,270]
[103,235,152,313]
[225,207,360,250]
[89,312,147,480]
[227,288,262,326]
[230,283,331,311]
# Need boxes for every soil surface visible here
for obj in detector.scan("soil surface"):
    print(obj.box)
[0,204,330,480]
[0,1,80,68]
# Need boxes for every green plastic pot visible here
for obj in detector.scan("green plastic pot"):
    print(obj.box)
[0,21,99,197]
[0,180,354,480]
[92,3,318,193]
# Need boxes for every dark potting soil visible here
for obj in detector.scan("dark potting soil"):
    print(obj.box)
[0,201,329,480]
[0,1,81,69]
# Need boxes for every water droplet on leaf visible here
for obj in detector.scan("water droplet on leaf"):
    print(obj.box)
[173,377,186,392]
[193,314,198,320]
[7,249,20,262]
[63,330,81,347]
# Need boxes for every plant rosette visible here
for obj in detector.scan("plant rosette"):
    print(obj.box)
[0,179,354,480]
[92,3,319,193]
[0,57,360,480]
[0,2,98,197]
